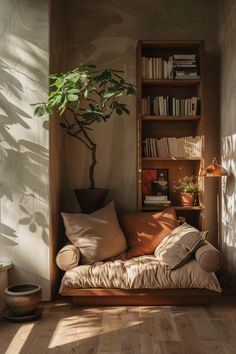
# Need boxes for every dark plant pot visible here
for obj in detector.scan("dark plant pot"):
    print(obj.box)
[180,192,195,206]
[74,188,109,213]
[5,283,42,316]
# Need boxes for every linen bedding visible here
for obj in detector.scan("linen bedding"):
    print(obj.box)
[59,254,221,293]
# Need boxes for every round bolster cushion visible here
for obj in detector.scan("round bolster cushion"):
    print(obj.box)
[56,243,80,271]
[195,240,223,272]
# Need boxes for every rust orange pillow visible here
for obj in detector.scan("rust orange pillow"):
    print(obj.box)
[121,208,177,259]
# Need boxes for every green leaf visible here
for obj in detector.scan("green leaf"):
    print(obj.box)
[67,94,79,102]
[52,94,62,106]
[67,88,79,94]
[84,88,88,97]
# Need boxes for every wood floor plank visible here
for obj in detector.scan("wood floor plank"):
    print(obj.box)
[187,307,218,340]
[200,340,228,354]
[2,297,236,354]
[172,310,206,354]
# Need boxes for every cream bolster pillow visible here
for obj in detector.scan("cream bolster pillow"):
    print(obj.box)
[56,243,80,271]
[195,240,223,272]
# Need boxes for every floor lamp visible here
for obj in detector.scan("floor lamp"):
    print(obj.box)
[199,157,229,250]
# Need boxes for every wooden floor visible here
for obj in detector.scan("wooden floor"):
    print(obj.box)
[1,296,236,354]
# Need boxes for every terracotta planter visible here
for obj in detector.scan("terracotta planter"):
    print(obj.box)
[180,192,195,206]
[5,283,42,316]
[74,188,109,213]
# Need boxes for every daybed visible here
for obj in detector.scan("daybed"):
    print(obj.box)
[57,202,223,305]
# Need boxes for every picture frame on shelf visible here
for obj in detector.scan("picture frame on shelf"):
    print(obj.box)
[142,169,169,198]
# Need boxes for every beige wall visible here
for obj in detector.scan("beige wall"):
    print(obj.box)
[218,0,236,288]
[62,0,219,243]
[0,0,50,299]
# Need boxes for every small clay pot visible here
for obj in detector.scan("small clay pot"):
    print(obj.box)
[5,283,42,316]
[180,192,195,206]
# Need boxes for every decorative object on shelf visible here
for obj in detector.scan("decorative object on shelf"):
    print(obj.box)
[33,64,136,212]
[173,176,199,206]
[199,157,229,250]
[200,157,229,177]
[4,283,42,322]
[142,169,171,207]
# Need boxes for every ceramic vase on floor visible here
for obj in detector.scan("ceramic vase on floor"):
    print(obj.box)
[4,283,42,322]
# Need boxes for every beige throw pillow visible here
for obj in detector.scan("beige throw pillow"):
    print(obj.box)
[61,201,127,265]
[154,223,207,269]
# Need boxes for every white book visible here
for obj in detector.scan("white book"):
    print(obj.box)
[145,195,168,201]
[168,137,178,157]
[164,98,167,116]
[163,60,168,79]
[158,58,162,79]
[184,136,191,157]
[142,57,146,78]
[152,58,156,79]
[184,99,188,116]
[154,58,158,79]
[163,137,169,156]
[159,96,164,115]
[152,138,158,157]
[148,58,152,79]
[145,58,149,79]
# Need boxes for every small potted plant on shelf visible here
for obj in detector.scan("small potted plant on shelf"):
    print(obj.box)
[33,63,136,213]
[173,176,199,206]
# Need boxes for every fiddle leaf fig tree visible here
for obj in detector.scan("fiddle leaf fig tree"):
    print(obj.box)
[33,63,136,189]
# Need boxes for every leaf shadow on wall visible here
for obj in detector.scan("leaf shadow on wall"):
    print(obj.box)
[0,59,49,248]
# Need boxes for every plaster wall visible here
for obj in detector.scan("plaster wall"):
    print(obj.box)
[63,0,219,244]
[218,0,236,288]
[0,0,50,299]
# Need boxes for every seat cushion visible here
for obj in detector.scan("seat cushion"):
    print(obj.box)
[154,222,207,269]
[121,207,177,259]
[61,201,127,265]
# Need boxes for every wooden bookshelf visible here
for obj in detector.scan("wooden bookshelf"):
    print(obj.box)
[142,157,202,161]
[142,206,202,211]
[136,40,205,230]
[142,79,200,86]
[143,115,200,121]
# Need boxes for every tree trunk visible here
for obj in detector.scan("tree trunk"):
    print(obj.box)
[89,144,97,189]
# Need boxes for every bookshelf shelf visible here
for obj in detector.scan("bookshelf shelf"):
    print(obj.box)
[137,40,205,230]
[142,157,202,161]
[142,79,200,86]
[142,205,202,211]
[143,115,200,121]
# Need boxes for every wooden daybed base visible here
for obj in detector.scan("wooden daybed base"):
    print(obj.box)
[61,288,220,306]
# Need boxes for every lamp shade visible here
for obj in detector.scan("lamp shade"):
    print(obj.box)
[200,157,229,177]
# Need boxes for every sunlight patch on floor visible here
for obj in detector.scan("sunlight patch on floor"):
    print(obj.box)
[5,323,35,354]
[48,314,144,348]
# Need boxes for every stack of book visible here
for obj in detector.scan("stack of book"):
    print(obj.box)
[173,54,199,79]
[141,57,173,79]
[144,195,171,207]
[142,96,200,116]
[143,136,203,158]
